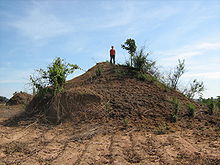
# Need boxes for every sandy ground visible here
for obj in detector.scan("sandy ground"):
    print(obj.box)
[0,105,220,165]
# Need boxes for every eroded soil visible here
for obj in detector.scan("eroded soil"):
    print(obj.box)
[0,105,220,165]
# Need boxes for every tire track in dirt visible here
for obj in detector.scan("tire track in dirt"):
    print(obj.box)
[107,134,115,164]
[0,126,54,165]
[73,141,90,165]
[129,132,161,164]
[1,125,70,165]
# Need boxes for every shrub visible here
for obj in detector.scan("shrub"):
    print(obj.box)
[113,67,126,79]
[172,97,180,115]
[95,66,103,77]
[136,72,157,83]
[136,72,148,81]
[154,122,170,135]
[30,57,79,96]
[183,79,205,99]
[170,114,178,123]
[133,48,156,73]
[167,59,185,89]
[208,99,214,115]
[170,97,180,122]
[123,118,129,127]
[187,103,195,117]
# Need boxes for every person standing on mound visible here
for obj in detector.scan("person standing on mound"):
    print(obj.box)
[110,46,116,64]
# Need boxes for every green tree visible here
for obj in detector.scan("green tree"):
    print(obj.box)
[30,57,79,95]
[168,59,185,89]
[121,38,137,67]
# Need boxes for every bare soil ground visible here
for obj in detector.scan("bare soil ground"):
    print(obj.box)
[1,105,220,165]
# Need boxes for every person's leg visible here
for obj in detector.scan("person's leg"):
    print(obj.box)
[113,56,115,64]
[110,56,112,63]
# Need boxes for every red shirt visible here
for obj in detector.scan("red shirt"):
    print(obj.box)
[110,49,116,56]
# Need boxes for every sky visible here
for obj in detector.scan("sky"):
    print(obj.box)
[0,0,220,99]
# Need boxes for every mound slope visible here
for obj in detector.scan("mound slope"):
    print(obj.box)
[24,62,219,129]
[6,92,32,106]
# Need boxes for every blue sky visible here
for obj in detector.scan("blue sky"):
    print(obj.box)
[0,0,220,99]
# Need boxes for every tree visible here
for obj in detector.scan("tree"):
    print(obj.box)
[183,79,205,99]
[30,57,79,95]
[167,59,185,89]
[121,38,137,67]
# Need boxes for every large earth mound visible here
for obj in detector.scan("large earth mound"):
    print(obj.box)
[6,92,32,106]
[25,62,219,129]
[1,62,220,164]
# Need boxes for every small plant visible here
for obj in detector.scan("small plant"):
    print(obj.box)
[136,72,148,81]
[183,79,205,99]
[208,99,214,115]
[123,118,129,127]
[187,103,195,117]
[113,67,126,79]
[172,97,180,115]
[167,59,185,89]
[170,114,178,123]
[95,66,103,77]
[170,97,180,122]
[154,122,170,135]
[136,72,157,82]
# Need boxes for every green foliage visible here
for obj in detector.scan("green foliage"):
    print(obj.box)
[0,96,8,103]
[30,57,79,96]
[208,99,214,115]
[95,66,103,77]
[199,97,220,113]
[170,97,180,122]
[167,59,185,89]
[136,72,157,83]
[136,72,148,81]
[172,97,180,115]
[133,48,156,73]
[122,118,129,127]
[121,38,137,67]
[170,114,178,123]
[217,96,220,111]
[154,122,171,135]
[187,103,195,117]
[183,79,205,99]
[113,67,126,79]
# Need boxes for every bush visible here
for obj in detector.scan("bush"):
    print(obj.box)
[208,100,214,115]
[136,72,157,82]
[95,66,103,77]
[30,57,79,96]
[113,67,126,79]
[167,59,185,89]
[183,79,204,99]
[154,122,170,135]
[170,97,180,122]
[136,72,148,81]
[170,114,178,123]
[133,48,156,73]
[187,103,195,117]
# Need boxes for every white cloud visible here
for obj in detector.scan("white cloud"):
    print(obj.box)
[10,8,70,40]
